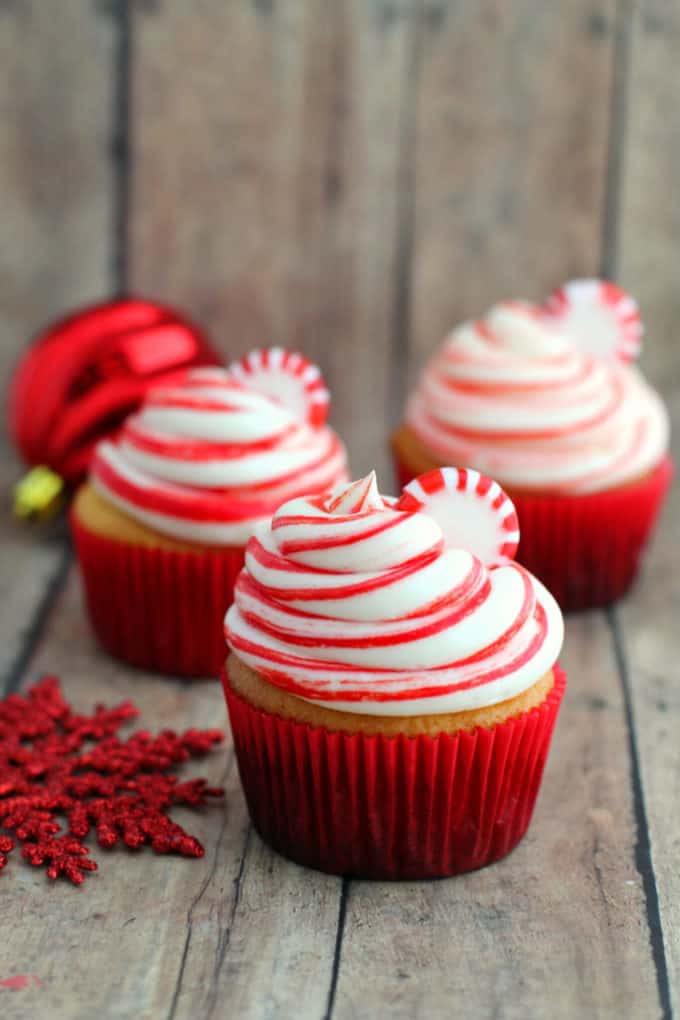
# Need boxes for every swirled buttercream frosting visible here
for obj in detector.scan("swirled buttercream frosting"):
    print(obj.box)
[91,353,348,546]
[225,470,564,716]
[406,289,669,494]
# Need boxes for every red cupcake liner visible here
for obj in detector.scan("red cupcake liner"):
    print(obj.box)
[511,458,673,611]
[393,451,673,612]
[223,665,566,880]
[71,512,244,678]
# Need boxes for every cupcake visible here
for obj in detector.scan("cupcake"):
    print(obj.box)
[223,468,565,879]
[392,280,673,610]
[71,349,348,677]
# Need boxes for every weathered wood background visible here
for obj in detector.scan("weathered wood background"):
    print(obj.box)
[1,2,679,1018]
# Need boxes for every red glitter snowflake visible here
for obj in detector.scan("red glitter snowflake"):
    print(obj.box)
[0,676,224,885]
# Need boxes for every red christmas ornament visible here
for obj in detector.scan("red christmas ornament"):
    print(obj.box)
[8,298,222,489]
[0,676,224,885]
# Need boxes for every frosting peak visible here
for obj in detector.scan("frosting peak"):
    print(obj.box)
[225,470,564,716]
[325,471,383,515]
[407,282,669,494]
[485,302,568,357]
[90,353,348,546]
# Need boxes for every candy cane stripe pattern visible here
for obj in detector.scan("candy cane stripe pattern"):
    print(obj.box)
[544,279,643,363]
[396,468,519,565]
[406,284,669,494]
[225,472,564,715]
[91,356,347,546]
[228,348,330,427]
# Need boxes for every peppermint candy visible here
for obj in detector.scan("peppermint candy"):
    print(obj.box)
[396,467,519,566]
[544,278,643,362]
[227,348,329,426]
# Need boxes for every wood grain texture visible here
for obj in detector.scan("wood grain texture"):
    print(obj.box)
[332,614,662,1020]
[187,834,340,1020]
[613,409,679,1018]
[129,0,419,482]
[0,521,69,690]
[615,1,680,1006]
[615,0,680,369]
[0,0,114,409]
[2,0,680,1017]
[406,1,618,392]
[1,571,341,1020]
[0,0,114,690]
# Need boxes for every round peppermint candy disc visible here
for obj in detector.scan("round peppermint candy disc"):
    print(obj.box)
[396,467,519,566]
[544,278,642,362]
[227,348,329,426]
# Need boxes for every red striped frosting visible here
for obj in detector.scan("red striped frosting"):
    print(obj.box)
[406,299,669,494]
[225,472,564,715]
[90,362,348,546]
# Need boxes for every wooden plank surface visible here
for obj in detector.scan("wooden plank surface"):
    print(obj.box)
[615,433,680,1020]
[2,1,680,1018]
[0,0,114,395]
[129,0,418,480]
[406,0,618,390]
[0,0,114,687]
[614,1,680,1010]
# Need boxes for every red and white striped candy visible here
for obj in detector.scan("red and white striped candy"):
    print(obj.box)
[396,467,519,566]
[544,278,643,362]
[227,348,329,426]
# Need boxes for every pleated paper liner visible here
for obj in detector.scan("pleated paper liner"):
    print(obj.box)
[71,512,244,678]
[393,450,673,612]
[223,666,566,880]
[510,458,673,610]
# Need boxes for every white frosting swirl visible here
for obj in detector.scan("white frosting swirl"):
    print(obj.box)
[91,367,348,545]
[406,303,669,493]
[225,473,564,715]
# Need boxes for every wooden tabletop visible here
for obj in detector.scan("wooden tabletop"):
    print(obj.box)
[2,2,679,1017]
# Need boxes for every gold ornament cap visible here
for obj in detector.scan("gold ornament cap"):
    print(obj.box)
[13,466,66,522]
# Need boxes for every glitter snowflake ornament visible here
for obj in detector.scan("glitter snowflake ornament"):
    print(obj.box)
[0,677,224,885]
